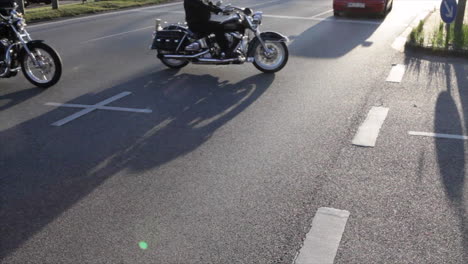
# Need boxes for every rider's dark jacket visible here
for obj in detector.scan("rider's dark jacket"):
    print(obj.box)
[184,0,222,26]
[0,0,14,16]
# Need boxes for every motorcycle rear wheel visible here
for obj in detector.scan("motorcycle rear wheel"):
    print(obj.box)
[158,50,189,69]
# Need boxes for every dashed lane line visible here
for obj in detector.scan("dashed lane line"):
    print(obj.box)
[386,64,406,83]
[352,107,389,147]
[294,207,350,264]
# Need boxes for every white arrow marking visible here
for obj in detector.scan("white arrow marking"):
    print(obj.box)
[444,1,454,18]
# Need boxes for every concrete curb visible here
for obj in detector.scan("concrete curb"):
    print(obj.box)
[391,9,433,52]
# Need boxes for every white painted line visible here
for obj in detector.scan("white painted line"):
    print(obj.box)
[352,107,389,147]
[386,64,406,83]
[310,9,333,19]
[47,91,151,126]
[51,107,96,127]
[45,103,153,113]
[294,207,350,264]
[250,0,281,8]
[165,11,390,25]
[409,131,468,140]
[82,26,153,43]
[29,1,183,29]
[391,27,413,51]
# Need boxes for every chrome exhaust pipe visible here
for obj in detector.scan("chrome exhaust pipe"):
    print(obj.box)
[163,50,209,59]
[197,58,239,63]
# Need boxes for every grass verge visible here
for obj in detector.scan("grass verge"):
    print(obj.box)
[407,13,468,55]
[25,0,174,23]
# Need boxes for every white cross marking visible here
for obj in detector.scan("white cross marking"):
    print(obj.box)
[46,92,152,126]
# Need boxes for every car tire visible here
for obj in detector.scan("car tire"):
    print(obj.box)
[333,11,340,16]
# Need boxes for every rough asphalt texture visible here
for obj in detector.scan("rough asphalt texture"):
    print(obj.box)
[1,0,467,263]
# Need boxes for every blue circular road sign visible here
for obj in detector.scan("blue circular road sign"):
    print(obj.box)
[441,0,457,24]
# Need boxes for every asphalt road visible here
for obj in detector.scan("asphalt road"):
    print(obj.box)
[1,0,467,263]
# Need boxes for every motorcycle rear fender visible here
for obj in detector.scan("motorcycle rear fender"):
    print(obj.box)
[247,32,289,57]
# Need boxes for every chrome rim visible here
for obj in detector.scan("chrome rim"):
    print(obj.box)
[254,42,285,71]
[24,48,56,84]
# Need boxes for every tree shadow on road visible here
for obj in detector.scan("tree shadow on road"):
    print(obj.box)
[0,68,274,260]
[405,52,468,263]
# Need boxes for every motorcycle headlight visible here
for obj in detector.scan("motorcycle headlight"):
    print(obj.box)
[16,18,26,31]
[253,12,263,25]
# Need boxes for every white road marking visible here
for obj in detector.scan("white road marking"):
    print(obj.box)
[166,11,383,25]
[294,207,350,264]
[352,107,389,147]
[391,27,413,51]
[82,26,153,43]
[263,14,383,25]
[386,64,406,83]
[409,131,468,140]
[45,103,153,113]
[29,1,183,29]
[249,0,281,8]
[310,9,333,19]
[95,9,391,42]
[46,92,152,126]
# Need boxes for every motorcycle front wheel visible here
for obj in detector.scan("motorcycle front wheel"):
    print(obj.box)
[252,41,288,73]
[21,42,62,88]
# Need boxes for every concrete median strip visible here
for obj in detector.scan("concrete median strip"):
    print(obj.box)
[294,207,350,264]
[391,10,432,52]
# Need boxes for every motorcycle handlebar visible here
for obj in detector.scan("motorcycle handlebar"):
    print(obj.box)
[222,5,253,16]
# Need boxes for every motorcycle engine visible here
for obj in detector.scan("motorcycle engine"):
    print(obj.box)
[185,41,201,52]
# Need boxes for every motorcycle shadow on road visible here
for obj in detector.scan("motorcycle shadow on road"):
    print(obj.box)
[0,87,43,111]
[405,53,468,263]
[0,70,275,261]
[288,16,383,58]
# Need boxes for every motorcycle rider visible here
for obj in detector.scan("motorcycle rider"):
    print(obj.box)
[0,0,13,16]
[184,0,234,58]
[0,0,14,62]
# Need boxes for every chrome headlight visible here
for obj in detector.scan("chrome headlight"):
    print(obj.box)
[16,18,26,32]
[252,11,263,25]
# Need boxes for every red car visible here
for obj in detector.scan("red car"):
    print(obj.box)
[333,0,393,17]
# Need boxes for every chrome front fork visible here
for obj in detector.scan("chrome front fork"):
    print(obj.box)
[13,26,39,65]
[254,29,273,55]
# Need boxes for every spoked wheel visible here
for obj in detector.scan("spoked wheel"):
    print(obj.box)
[253,41,289,73]
[158,50,189,69]
[21,42,62,88]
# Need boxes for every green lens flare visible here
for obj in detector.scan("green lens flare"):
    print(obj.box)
[139,241,148,250]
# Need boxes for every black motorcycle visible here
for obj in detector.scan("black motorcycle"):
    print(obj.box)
[151,2,289,73]
[0,2,62,88]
